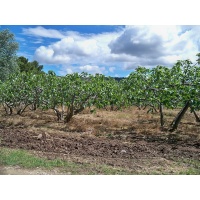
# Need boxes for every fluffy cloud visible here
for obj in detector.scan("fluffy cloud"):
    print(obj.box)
[22,26,200,75]
[58,64,105,75]
[23,26,65,39]
[34,37,101,64]
[109,25,200,69]
[79,65,105,74]
[35,46,71,64]
[109,27,165,58]
[32,29,120,69]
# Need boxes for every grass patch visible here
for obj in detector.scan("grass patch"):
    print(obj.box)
[0,147,135,174]
[0,147,66,169]
[177,159,200,175]
[179,168,200,175]
[1,147,200,174]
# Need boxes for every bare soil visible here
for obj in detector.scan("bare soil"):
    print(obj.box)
[0,165,65,175]
[0,127,200,171]
[1,107,200,174]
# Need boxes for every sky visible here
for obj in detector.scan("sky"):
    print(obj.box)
[1,25,200,77]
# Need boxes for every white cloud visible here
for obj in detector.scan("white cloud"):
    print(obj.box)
[33,29,121,67]
[79,65,105,74]
[23,26,65,39]
[110,25,200,67]
[32,38,44,44]
[57,64,105,76]
[35,46,71,64]
[16,37,26,42]
[27,26,200,76]
[58,66,74,76]
[123,62,137,70]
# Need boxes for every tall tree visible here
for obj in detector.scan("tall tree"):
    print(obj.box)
[17,56,29,72]
[17,56,43,73]
[0,29,19,81]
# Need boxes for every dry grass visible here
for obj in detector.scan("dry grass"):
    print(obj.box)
[1,106,200,140]
[1,106,200,175]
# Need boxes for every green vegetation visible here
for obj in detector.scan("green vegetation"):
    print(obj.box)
[123,58,200,130]
[1,148,200,174]
[17,56,44,74]
[0,148,66,169]
[1,56,200,131]
[0,147,135,174]
[0,71,125,122]
[178,159,200,175]
[1,29,200,131]
[0,29,19,81]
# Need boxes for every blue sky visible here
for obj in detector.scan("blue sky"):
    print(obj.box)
[1,25,200,77]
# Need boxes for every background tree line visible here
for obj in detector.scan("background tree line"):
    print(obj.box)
[0,29,44,82]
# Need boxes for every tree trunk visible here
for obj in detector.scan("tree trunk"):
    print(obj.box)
[61,103,65,120]
[30,103,37,111]
[64,106,74,123]
[159,103,164,127]
[53,108,62,121]
[17,104,29,115]
[193,110,200,122]
[32,102,37,111]
[170,101,190,132]
[110,104,114,111]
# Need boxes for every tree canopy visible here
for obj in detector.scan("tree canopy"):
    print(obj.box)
[17,56,43,73]
[0,29,19,81]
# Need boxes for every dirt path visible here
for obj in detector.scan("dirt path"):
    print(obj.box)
[0,165,65,175]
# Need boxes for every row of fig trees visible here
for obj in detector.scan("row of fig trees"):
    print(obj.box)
[1,56,200,131]
[0,71,125,123]
[122,57,200,131]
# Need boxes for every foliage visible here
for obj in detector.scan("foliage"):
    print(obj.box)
[0,72,124,122]
[1,54,200,130]
[121,57,200,129]
[0,29,19,81]
[17,56,43,74]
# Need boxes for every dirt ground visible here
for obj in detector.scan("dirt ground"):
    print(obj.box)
[0,165,65,175]
[0,127,200,174]
[1,107,200,174]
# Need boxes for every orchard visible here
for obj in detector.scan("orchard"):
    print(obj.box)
[1,56,200,132]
